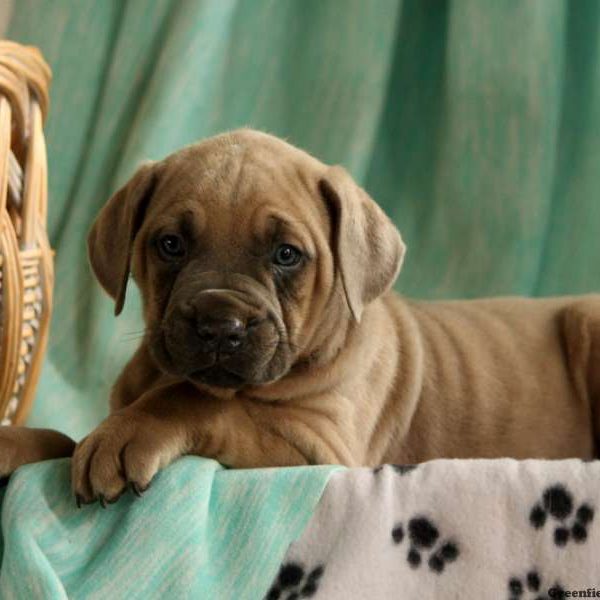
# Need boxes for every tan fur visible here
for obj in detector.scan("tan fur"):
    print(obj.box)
[1,129,598,504]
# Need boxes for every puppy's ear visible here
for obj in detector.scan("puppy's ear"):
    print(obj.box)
[319,166,406,322]
[87,162,160,316]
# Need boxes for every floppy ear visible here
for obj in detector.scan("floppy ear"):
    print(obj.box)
[319,166,406,322]
[87,162,159,316]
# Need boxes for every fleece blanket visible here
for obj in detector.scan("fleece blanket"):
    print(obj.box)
[0,457,338,599]
[1,458,598,599]
[267,459,600,600]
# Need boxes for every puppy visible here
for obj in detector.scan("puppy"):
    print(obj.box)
[1,129,599,505]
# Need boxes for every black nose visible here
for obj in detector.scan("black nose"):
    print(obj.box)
[196,317,247,354]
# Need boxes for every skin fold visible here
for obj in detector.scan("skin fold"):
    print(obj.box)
[0,129,598,506]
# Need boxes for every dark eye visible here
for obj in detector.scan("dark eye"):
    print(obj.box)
[273,244,302,268]
[157,234,185,259]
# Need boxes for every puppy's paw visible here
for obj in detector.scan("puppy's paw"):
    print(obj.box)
[71,413,182,507]
[0,426,75,477]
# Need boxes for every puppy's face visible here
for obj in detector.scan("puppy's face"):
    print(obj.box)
[134,137,332,388]
[88,130,405,390]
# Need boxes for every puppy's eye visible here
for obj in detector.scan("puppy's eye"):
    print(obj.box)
[157,234,185,260]
[273,244,302,268]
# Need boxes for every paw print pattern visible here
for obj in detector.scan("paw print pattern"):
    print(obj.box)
[529,484,595,547]
[373,464,417,476]
[264,562,325,600]
[507,569,563,600]
[391,516,460,573]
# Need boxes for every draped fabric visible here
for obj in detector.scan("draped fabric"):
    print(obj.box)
[7,0,600,438]
[0,458,337,599]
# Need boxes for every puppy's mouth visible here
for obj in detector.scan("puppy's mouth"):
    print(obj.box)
[188,363,246,388]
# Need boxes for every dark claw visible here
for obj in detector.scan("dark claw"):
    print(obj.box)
[75,494,83,509]
[98,495,107,509]
[129,481,148,497]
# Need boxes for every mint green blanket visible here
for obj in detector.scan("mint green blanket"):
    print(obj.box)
[0,458,337,599]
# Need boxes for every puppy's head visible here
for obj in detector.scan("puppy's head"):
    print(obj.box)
[88,130,405,389]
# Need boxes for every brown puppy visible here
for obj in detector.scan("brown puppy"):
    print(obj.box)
[1,129,599,505]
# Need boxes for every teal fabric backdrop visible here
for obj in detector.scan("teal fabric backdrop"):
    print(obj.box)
[7,0,600,439]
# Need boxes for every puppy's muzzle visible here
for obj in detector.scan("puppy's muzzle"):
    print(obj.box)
[178,289,264,362]
[180,289,263,356]
[156,283,289,388]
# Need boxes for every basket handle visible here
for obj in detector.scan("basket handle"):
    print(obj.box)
[0,42,51,246]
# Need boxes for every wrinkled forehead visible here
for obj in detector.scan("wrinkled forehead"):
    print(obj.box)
[145,132,329,245]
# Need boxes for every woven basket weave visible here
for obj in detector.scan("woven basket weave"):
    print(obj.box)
[0,41,52,425]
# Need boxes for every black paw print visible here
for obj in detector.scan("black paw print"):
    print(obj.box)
[529,484,594,547]
[264,562,325,600]
[391,516,459,573]
[507,569,563,600]
[374,464,417,475]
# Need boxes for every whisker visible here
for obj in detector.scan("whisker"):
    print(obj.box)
[122,329,149,337]
[119,335,146,344]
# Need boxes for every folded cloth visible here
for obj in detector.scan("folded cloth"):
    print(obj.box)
[267,459,600,600]
[0,457,338,599]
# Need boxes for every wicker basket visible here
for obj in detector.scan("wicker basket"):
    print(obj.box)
[0,41,52,425]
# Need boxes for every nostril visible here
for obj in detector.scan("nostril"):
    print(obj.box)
[197,327,218,343]
[227,334,242,347]
[195,318,248,352]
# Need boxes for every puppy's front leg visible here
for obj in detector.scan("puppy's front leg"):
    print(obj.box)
[0,427,76,476]
[71,382,346,506]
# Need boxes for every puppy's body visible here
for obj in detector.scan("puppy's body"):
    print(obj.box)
[383,295,597,462]
[1,129,598,503]
[109,292,599,474]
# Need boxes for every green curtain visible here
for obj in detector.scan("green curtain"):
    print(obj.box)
[7,0,600,439]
